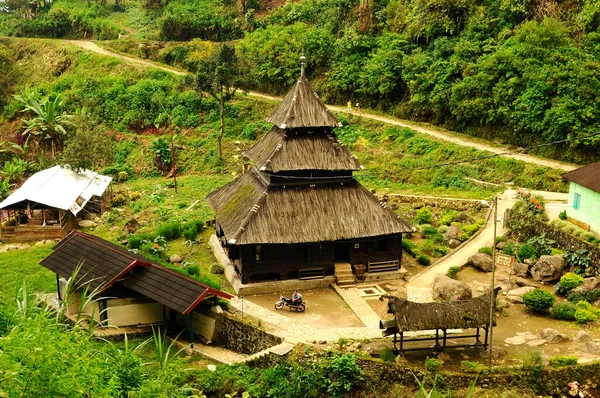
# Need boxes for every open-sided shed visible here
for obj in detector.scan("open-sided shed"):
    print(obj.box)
[0,166,112,242]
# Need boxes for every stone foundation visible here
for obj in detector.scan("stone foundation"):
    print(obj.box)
[212,313,282,355]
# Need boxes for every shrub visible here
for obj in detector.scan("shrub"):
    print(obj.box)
[128,235,144,249]
[447,266,461,279]
[574,301,600,323]
[517,243,536,262]
[425,357,441,372]
[184,265,200,277]
[438,210,459,226]
[183,219,204,241]
[527,235,555,258]
[417,254,431,266]
[575,308,598,324]
[495,236,508,244]
[117,171,129,182]
[461,223,481,237]
[503,242,516,256]
[420,224,438,237]
[156,221,183,241]
[209,264,224,275]
[402,239,419,257]
[478,247,493,256]
[523,289,555,312]
[112,193,126,206]
[379,347,396,362]
[549,356,577,367]
[568,289,600,303]
[415,207,433,225]
[564,249,592,276]
[559,210,567,220]
[554,273,584,296]
[551,302,577,320]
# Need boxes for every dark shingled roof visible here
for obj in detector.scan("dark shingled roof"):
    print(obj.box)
[266,77,341,129]
[40,231,232,314]
[382,290,498,332]
[206,169,415,245]
[563,162,600,193]
[243,126,362,172]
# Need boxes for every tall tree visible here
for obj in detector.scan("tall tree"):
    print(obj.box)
[195,44,250,159]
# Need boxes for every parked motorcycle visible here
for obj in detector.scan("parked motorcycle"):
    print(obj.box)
[274,295,306,312]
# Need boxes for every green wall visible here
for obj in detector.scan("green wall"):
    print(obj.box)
[568,181,600,234]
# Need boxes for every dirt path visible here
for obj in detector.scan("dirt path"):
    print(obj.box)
[66,40,578,172]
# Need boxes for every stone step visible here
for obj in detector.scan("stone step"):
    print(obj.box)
[337,278,356,286]
[335,270,354,277]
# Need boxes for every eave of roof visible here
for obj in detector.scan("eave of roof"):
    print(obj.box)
[562,162,600,193]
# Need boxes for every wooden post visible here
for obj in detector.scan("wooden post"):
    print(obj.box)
[442,329,447,349]
[189,313,194,349]
[476,327,481,344]
[56,274,62,301]
[484,326,489,350]
[399,331,404,352]
[435,329,440,347]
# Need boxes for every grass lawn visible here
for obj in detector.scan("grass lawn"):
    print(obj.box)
[0,244,55,297]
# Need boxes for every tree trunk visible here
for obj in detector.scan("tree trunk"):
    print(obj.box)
[218,91,224,160]
[237,0,245,14]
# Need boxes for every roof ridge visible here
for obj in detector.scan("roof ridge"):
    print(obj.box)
[258,129,288,171]
[228,170,269,245]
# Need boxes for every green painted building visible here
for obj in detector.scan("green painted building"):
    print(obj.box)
[563,163,600,234]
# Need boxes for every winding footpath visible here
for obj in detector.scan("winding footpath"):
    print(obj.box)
[65,40,578,172]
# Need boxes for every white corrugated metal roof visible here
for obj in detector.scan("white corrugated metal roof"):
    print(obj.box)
[0,165,112,215]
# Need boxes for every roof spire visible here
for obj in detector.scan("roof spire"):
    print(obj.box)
[300,52,306,78]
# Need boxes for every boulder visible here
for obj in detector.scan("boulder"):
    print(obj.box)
[496,298,510,310]
[447,239,462,249]
[574,330,592,343]
[571,277,600,295]
[169,254,182,263]
[513,262,530,277]
[582,341,600,355]
[395,355,408,365]
[506,286,536,304]
[432,274,473,302]
[531,255,566,282]
[123,218,140,234]
[538,328,569,344]
[78,220,97,228]
[496,241,507,250]
[467,253,493,272]
[455,213,474,223]
[515,277,539,288]
[479,348,507,360]
[444,226,462,241]
[505,336,526,345]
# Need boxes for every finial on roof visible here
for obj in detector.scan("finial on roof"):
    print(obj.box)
[300,53,306,78]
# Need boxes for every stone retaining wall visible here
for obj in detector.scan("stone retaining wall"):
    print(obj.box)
[531,220,600,266]
[380,194,484,212]
[213,313,282,355]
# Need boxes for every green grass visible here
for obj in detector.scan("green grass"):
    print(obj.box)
[0,244,55,296]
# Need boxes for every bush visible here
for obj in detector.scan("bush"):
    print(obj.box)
[559,210,567,220]
[549,356,578,367]
[564,249,592,276]
[554,273,584,296]
[425,357,441,372]
[574,301,600,323]
[447,266,461,279]
[415,207,433,225]
[478,247,493,256]
[495,236,508,244]
[156,221,182,241]
[503,242,516,256]
[438,210,459,226]
[402,239,419,257]
[420,224,438,237]
[209,264,224,275]
[568,288,600,303]
[517,243,536,262]
[575,308,598,324]
[461,223,481,237]
[379,347,396,362]
[523,289,555,312]
[184,265,200,277]
[417,254,431,266]
[183,220,204,241]
[551,302,577,320]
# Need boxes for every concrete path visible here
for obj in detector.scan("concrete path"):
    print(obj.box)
[406,189,569,303]
[331,284,382,329]
[55,39,578,172]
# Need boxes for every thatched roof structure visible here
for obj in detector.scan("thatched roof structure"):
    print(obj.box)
[266,77,342,129]
[563,162,600,193]
[383,289,498,332]
[243,126,362,172]
[206,168,414,245]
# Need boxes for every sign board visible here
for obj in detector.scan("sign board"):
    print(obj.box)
[496,254,515,268]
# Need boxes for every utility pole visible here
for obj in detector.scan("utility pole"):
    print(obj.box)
[488,195,498,366]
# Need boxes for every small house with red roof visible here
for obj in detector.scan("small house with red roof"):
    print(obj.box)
[40,231,232,346]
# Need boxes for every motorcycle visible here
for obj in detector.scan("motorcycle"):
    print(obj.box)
[274,294,306,312]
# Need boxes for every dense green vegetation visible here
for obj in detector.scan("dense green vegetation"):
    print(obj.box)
[6,0,595,161]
